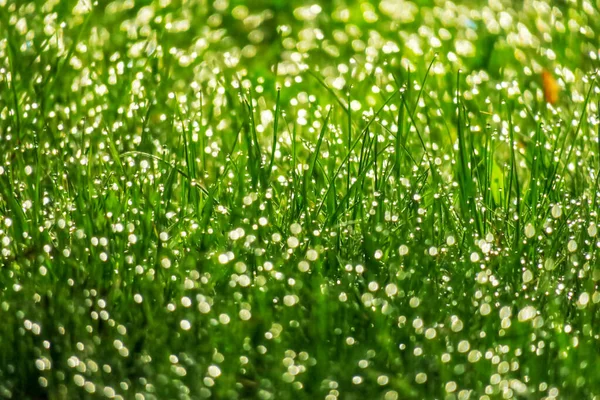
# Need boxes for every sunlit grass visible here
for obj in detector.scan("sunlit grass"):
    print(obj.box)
[2,0,600,399]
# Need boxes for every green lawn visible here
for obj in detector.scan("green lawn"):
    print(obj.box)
[2,0,600,399]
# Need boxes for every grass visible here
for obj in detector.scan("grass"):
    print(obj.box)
[2,0,600,399]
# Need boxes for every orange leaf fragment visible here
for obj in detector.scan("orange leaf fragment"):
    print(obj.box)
[542,70,559,105]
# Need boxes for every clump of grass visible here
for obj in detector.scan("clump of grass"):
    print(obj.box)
[1,1,600,399]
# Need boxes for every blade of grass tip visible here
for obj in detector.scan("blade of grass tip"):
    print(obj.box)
[196,126,242,223]
[378,156,396,200]
[406,66,411,104]
[397,61,441,189]
[199,89,207,175]
[464,103,479,181]
[378,115,418,167]
[267,87,281,181]
[198,184,218,235]
[0,178,28,242]
[425,90,456,156]
[245,93,268,187]
[246,92,262,161]
[140,28,162,71]
[357,125,371,179]
[328,142,388,226]
[506,101,521,245]
[177,106,200,216]
[25,36,52,71]
[400,94,428,156]
[558,78,596,182]
[587,100,600,258]
[305,69,348,113]
[540,123,563,200]
[373,129,379,193]
[400,94,440,187]
[395,82,406,180]
[376,157,396,223]
[4,26,22,143]
[351,129,376,221]
[314,90,400,219]
[396,67,412,179]
[188,111,198,184]
[545,80,593,197]
[178,109,191,180]
[30,133,43,233]
[281,114,300,219]
[120,151,210,196]
[44,10,93,93]
[102,120,125,175]
[241,98,259,187]
[467,126,484,234]
[326,148,338,218]
[302,106,333,206]
[411,54,437,118]
[139,98,154,151]
[529,122,542,218]
[290,117,300,218]
[347,86,352,190]
[463,102,483,234]
[593,100,600,212]
[484,123,493,230]
[86,134,94,208]
[455,69,471,222]
[373,134,383,222]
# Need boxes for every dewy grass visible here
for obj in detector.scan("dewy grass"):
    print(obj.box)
[2,0,600,399]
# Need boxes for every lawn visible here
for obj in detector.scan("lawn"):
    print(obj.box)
[1,0,600,399]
